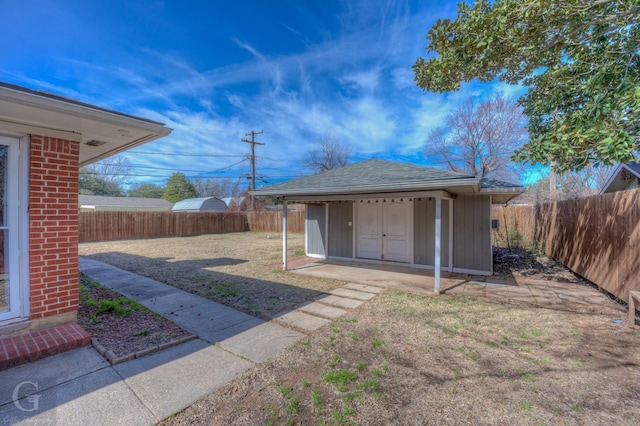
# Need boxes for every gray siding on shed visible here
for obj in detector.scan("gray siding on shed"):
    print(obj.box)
[413,198,450,266]
[328,201,353,258]
[306,204,326,256]
[453,195,491,272]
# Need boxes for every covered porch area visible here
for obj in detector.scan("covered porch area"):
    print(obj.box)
[286,257,621,314]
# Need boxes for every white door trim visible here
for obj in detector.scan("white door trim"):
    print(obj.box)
[0,133,29,324]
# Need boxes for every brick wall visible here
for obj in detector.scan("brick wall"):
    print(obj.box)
[28,136,80,319]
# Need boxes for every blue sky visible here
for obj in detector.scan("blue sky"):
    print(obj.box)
[1,0,532,190]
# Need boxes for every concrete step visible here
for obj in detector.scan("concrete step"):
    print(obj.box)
[0,323,91,371]
[344,283,383,294]
[315,294,364,309]
[275,310,330,331]
[297,301,348,319]
[330,288,377,301]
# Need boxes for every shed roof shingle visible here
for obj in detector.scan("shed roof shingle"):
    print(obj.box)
[253,159,523,198]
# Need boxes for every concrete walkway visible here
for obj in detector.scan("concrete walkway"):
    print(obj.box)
[0,258,382,425]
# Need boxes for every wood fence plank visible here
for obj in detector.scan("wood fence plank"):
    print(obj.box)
[493,188,640,300]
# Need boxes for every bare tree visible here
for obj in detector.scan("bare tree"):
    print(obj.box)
[530,164,615,201]
[193,177,237,198]
[304,135,352,172]
[82,155,135,185]
[425,94,527,182]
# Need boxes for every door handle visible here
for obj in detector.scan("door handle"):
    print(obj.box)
[383,234,386,237]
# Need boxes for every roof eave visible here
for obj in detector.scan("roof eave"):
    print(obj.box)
[251,178,481,197]
[481,187,526,204]
[0,83,172,166]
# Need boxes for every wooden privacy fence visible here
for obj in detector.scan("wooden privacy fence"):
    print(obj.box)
[80,211,248,242]
[493,188,640,301]
[245,211,305,233]
[79,210,305,242]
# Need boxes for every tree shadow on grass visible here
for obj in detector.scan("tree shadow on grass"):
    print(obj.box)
[81,252,328,320]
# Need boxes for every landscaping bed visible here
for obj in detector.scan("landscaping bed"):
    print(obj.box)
[77,274,193,362]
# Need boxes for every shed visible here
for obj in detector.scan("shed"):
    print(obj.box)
[0,81,171,344]
[251,159,524,293]
[171,196,228,212]
[79,195,173,211]
[600,162,640,194]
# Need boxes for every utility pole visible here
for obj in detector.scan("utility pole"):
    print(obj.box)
[241,130,265,191]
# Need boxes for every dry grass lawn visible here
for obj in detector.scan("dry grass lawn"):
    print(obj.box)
[80,232,640,425]
[80,232,344,319]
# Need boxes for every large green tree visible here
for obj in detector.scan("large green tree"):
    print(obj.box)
[413,0,640,172]
[79,168,123,196]
[127,183,165,198]
[162,172,198,203]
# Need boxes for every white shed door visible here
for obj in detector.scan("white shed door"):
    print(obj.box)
[383,201,411,262]
[356,201,411,263]
[356,203,382,259]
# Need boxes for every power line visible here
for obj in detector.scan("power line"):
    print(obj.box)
[128,151,246,158]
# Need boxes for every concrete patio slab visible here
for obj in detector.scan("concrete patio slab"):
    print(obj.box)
[298,301,348,319]
[276,310,331,331]
[220,322,305,363]
[113,339,253,421]
[316,294,364,309]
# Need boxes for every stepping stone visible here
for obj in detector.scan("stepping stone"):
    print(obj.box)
[315,294,364,309]
[330,288,376,300]
[344,283,383,294]
[275,310,330,331]
[297,302,348,319]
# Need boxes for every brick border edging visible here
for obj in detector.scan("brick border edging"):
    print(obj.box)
[0,323,91,371]
[91,334,198,365]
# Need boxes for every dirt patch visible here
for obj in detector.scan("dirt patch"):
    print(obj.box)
[77,274,193,358]
[79,232,345,319]
[162,290,640,425]
[493,246,585,283]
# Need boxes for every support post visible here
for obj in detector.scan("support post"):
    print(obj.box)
[448,199,453,273]
[434,197,441,294]
[282,200,288,271]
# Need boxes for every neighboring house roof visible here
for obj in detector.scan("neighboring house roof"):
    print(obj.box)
[79,195,173,209]
[0,81,172,166]
[171,197,228,212]
[252,159,524,203]
[600,162,640,194]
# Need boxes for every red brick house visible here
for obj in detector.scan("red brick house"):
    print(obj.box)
[0,82,171,340]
